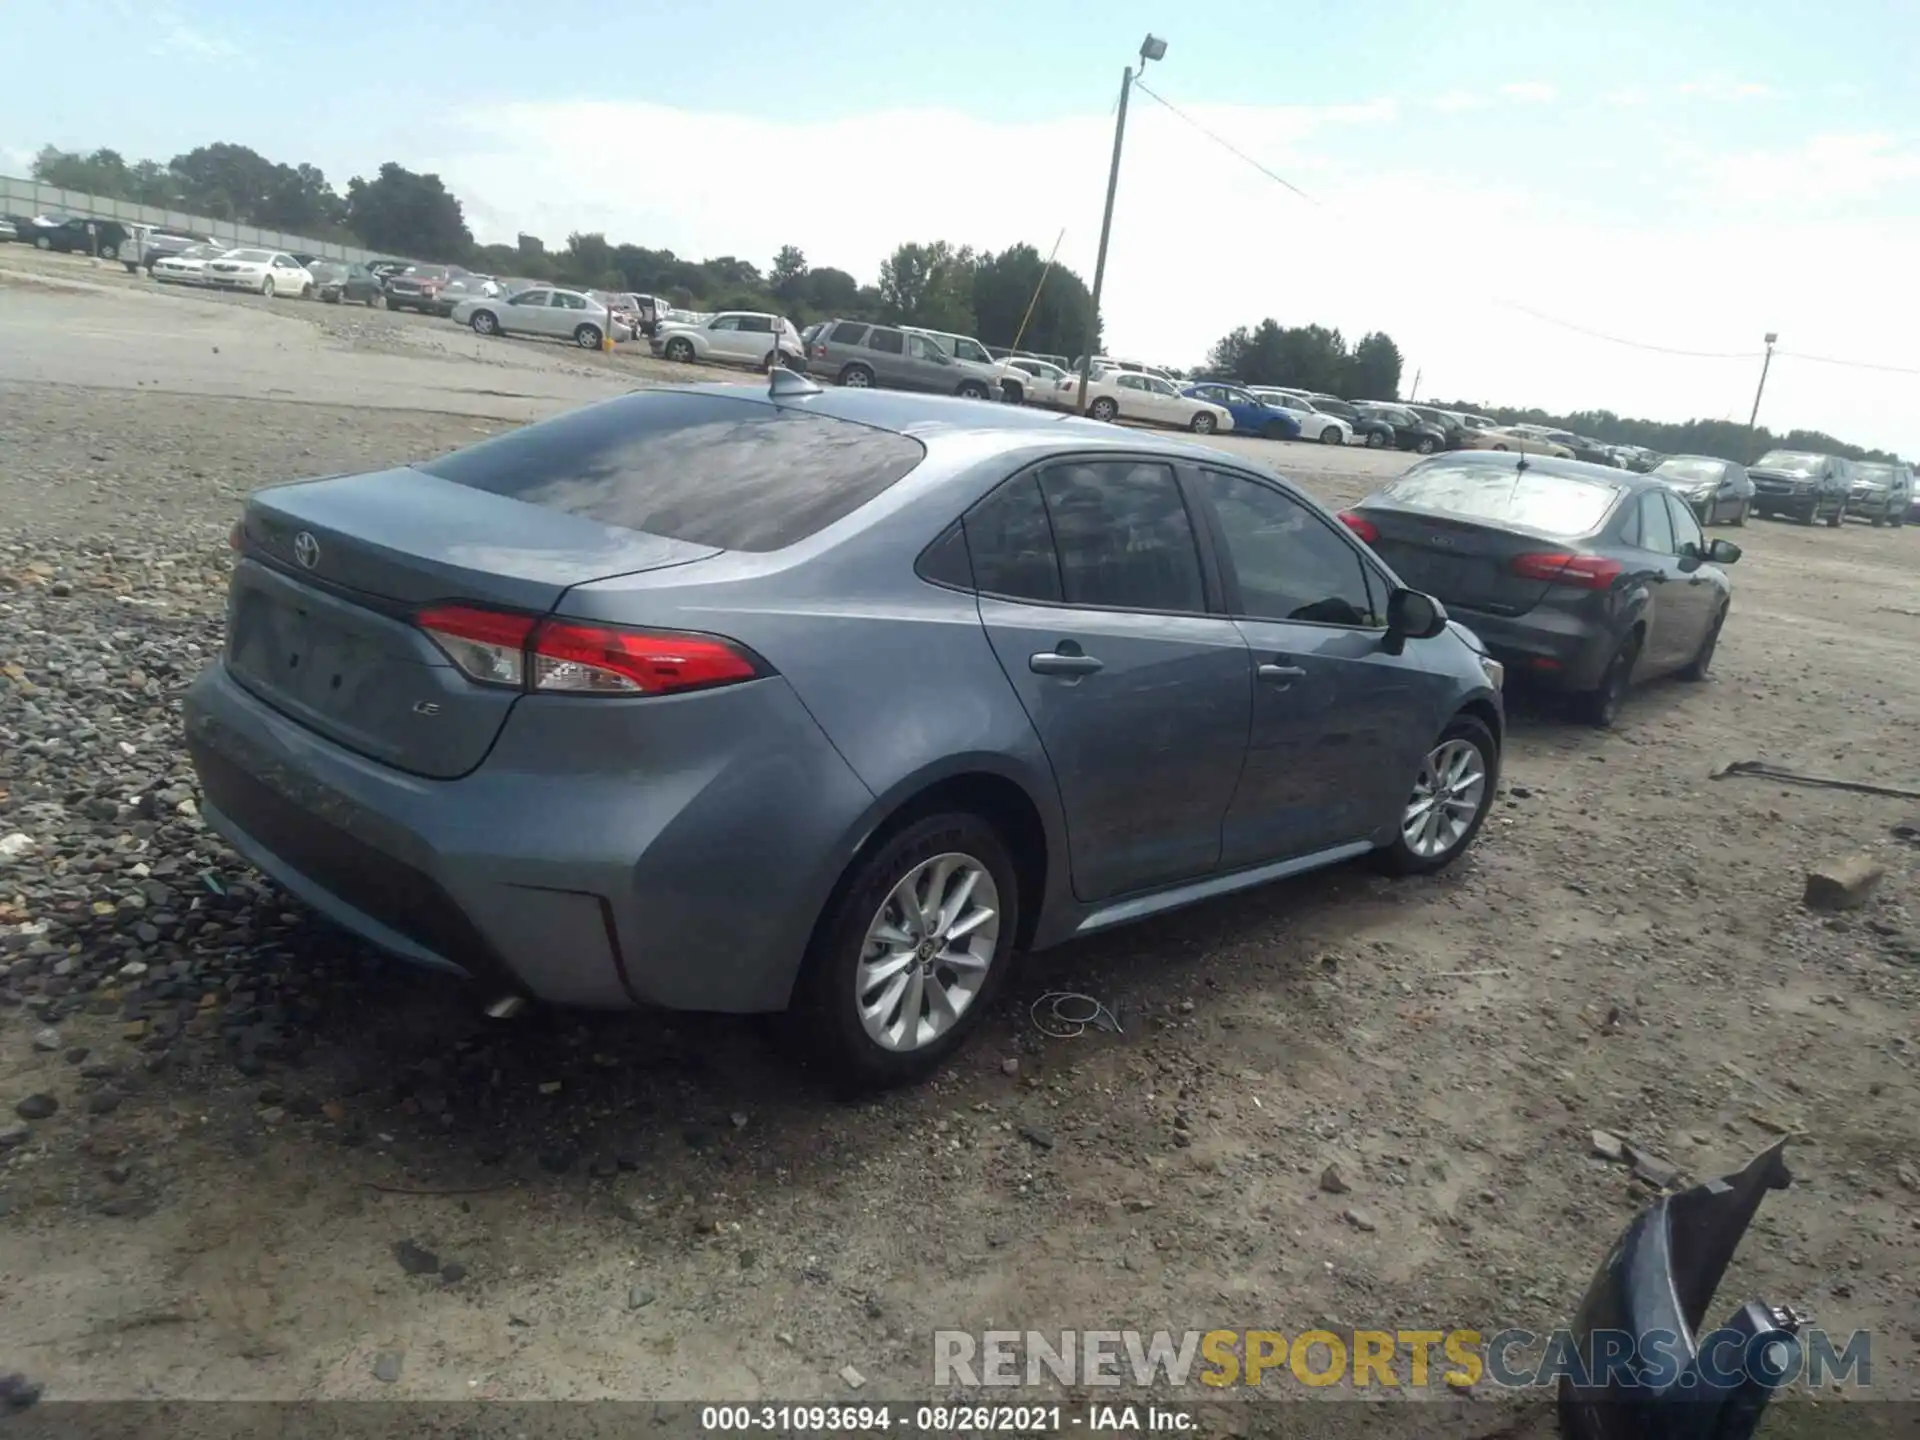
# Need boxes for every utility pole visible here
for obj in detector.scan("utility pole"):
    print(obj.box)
[1076,34,1167,414]
[1408,367,1421,402]
[1747,332,1777,442]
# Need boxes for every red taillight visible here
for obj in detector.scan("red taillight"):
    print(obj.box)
[1338,511,1378,543]
[228,520,243,550]
[811,343,827,358]
[1509,553,1622,589]
[416,605,761,696]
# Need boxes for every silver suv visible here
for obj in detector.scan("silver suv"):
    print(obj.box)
[808,320,1003,399]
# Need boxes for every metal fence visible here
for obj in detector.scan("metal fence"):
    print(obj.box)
[0,175,421,266]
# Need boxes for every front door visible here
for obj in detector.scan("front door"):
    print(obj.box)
[1660,491,1719,664]
[1188,467,1447,864]
[967,461,1251,902]
[1624,488,1690,672]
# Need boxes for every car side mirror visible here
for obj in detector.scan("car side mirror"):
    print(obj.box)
[1383,588,1448,655]
[1708,539,1742,565]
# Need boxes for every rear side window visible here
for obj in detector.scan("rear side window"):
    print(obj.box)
[418,391,926,552]
[828,321,868,344]
[1381,462,1622,538]
[966,475,1062,602]
[867,329,905,355]
[1038,461,1205,612]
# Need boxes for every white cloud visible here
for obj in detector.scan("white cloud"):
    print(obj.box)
[433,98,1920,455]
[1604,87,1651,108]
[150,18,244,63]
[1432,90,1493,114]
[1675,78,1778,101]
[1686,132,1920,204]
[1498,81,1558,104]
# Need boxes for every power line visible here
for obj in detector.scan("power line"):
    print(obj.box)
[1128,78,1917,379]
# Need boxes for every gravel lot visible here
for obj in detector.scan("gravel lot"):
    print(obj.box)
[1,249,1917,1409]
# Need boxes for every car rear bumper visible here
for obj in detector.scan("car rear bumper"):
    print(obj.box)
[1445,604,1613,692]
[182,659,874,1014]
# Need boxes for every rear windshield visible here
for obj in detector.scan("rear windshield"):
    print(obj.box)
[418,391,927,552]
[1754,451,1824,475]
[1380,462,1623,537]
[1853,463,1895,483]
[1654,458,1722,482]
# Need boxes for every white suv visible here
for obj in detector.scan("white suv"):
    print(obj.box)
[651,311,805,371]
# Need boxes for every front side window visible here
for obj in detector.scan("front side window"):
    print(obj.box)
[906,334,942,360]
[708,315,741,331]
[512,291,550,307]
[953,338,991,363]
[1197,470,1378,627]
[1037,461,1205,613]
[1666,493,1706,554]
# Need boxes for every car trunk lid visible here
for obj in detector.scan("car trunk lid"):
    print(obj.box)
[226,467,720,778]
[1356,508,1585,617]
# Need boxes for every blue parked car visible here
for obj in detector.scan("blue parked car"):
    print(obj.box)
[1181,382,1304,441]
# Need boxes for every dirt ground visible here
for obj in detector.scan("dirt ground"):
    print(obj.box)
[0,249,1916,1412]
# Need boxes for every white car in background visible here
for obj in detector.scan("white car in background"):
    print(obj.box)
[203,248,314,298]
[650,310,806,371]
[1064,367,1234,434]
[1004,355,1072,407]
[150,242,227,287]
[452,286,630,348]
[1250,387,1353,446]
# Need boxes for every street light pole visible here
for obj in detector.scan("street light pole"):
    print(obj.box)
[1746,332,1777,434]
[1076,34,1166,415]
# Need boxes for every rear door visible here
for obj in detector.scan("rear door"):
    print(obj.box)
[1191,467,1444,863]
[968,459,1252,902]
[863,327,912,387]
[1624,488,1689,671]
[501,288,551,336]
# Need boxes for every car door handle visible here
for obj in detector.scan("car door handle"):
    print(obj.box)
[1030,651,1103,676]
[1257,663,1307,682]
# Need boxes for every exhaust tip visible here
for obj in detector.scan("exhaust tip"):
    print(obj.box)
[484,994,529,1020]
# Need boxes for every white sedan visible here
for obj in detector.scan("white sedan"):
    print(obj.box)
[1003,356,1072,407]
[202,249,314,298]
[150,243,227,287]
[451,286,631,348]
[1058,368,1235,434]
[1250,388,1353,446]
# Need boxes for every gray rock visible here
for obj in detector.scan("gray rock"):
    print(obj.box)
[628,1285,656,1310]
[1803,856,1885,912]
[393,1239,440,1276]
[372,1351,403,1384]
[13,1095,56,1121]
[1343,1206,1378,1232]
[1625,1143,1680,1189]
[1319,1163,1352,1195]
[0,1123,29,1150]
[30,1028,59,1052]
[1590,1129,1625,1162]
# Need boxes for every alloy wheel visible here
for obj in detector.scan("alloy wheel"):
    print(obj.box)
[855,853,1000,1053]
[1400,739,1488,860]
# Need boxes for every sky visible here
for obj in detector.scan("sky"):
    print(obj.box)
[5,0,1919,454]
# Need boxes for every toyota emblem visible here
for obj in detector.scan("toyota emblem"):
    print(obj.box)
[292,531,320,569]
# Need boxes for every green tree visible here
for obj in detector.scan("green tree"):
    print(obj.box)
[878,241,976,333]
[561,232,613,285]
[971,243,1096,357]
[343,163,472,259]
[770,245,808,303]
[802,266,863,317]
[1345,332,1404,400]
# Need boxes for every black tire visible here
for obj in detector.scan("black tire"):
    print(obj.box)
[664,336,697,363]
[1374,714,1500,876]
[1365,430,1388,449]
[1491,443,1509,452]
[261,277,275,298]
[1796,505,1817,526]
[1732,501,1747,527]
[837,363,874,387]
[762,349,781,372]
[1680,603,1727,681]
[122,261,139,275]
[1189,411,1218,434]
[470,310,498,336]
[1872,510,1887,528]
[957,381,990,400]
[366,292,380,308]
[574,323,603,349]
[322,293,339,304]
[33,236,50,250]
[1573,629,1641,728]
[1088,397,1119,422]
[789,812,1020,1088]
[1414,436,1438,455]
[1002,381,1025,405]
[1826,501,1845,528]
[300,282,313,300]
[1320,425,1343,445]
[1263,420,1288,440]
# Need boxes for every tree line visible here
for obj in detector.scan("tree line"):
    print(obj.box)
[29,142,1097,358]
